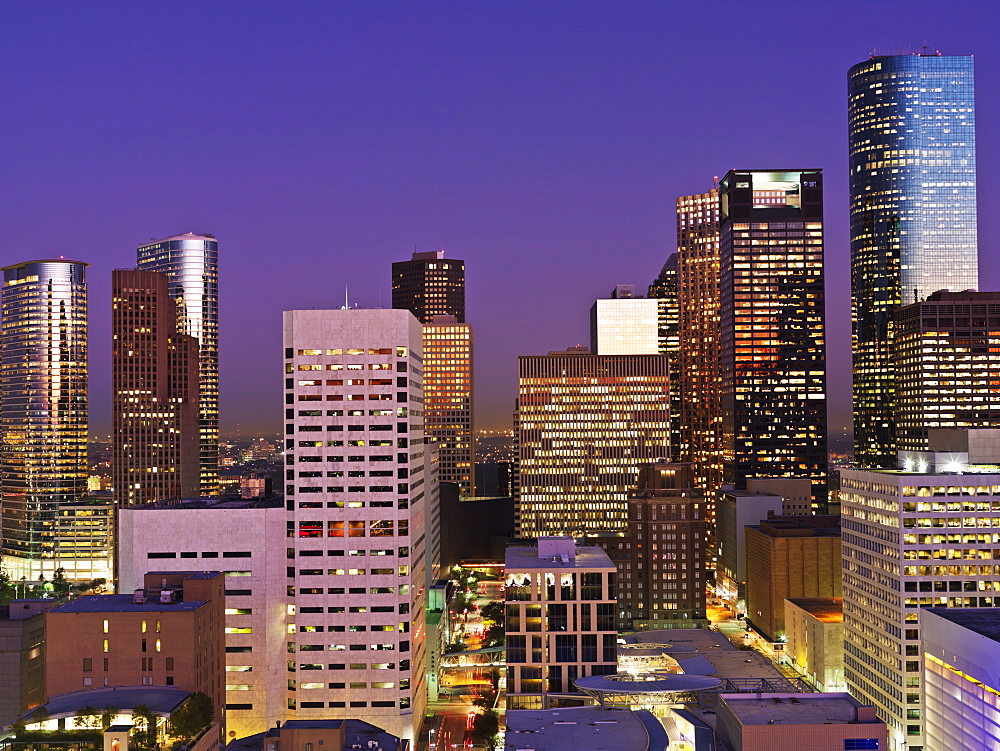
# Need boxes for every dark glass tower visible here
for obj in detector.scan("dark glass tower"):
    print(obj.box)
[112,269,201,506]
[719,169,828,504]
[136,233,219,496]
[849,53,978,467]
[1,259,92,580]
[391,250,465,323]
[649,253,681,460]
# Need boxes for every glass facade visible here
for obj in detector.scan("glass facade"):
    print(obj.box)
[719,170,828,504]
[516,352,670,537]
[849,54,978,467]
[1,259,97,581]
[391,250,465,324]
[648,255,681,461]
[422,319,474,495]
[136,233,220,496]
[676,187,721,496]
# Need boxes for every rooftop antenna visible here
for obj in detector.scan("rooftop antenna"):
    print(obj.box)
[342,285,350,311]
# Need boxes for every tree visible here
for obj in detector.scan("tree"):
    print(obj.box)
[487,667,501,692]
[130,705,157,750]
[479,601,504,626]
[0,569,17,605]
[53,568,73,597]
[101,706,120,731]
[168,692,213,742]
[443,641,466,654]
[482,624,505,648]
[470,710,499,751]
[74,706,101,729]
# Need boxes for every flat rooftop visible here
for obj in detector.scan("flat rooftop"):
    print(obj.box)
[504,707,658,751]
[924,608,1000,642]
[129,497,283,510]
[227,719,404,751]
[718,692,879,726]
[51,595,208,613]
[506,545,613,571]
[787,598,843,623]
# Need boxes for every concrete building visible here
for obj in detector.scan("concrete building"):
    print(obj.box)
[0,259,98,582]
[226,719,406,751]
[841,430,1000,750]
[893,291,1000,453]
[505,538,617,709]
[589,297,660,356]
[46,571,225,720]
[112,268,201,506]
[744,515,841,642]
[136,233,220,497]
[921,608,1000,750]
[784,598,845,692]
[715,693,887,750]
[719,169,828,505]
[515,350,670,537]
[504,707,666,751]
[714,487,783,615]
[0,600,53,728]
[283,308,433,742]
[117,498,287,739]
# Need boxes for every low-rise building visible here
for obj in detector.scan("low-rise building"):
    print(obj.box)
[715,487,783,615]
[744,515,841,642]
[0,600,53,727]
[921,608,1000,750]
[46,571,225,726]
[505,706,666,751]
[505,538,617,709]
[784,597,844,692]
[226,719,406,751]
[715,692,887,750]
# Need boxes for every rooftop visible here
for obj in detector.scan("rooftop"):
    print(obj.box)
[504,707,660,751]
[128,497,283,511]
[506,544,613,571]
[924,608,1000,642]
[227,719,404,751]
[718,692,880,726]
[51,594,208,613]
[28,687,190,721]
[786,598,843,623]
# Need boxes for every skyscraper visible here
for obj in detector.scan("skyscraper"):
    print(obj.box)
[849,53,978,467]
[0,259,103,581]
[422,315,474,495]
[589,296,660,355]
[391,250,464,323]
[516,349,670,537]
[392,251,474,495]
[676,186,721,495]
[136,233,220,496]
[893,290,1000,452]
[112,269,201,506]
[283,308,432,741]
[718,169,828,503]
[649,255,681,461]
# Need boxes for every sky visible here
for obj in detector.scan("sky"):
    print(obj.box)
[3,1,998,439]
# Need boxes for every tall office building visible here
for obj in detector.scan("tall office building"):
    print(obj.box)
[893,290,1000,452]
[589,296,660,355]
[391,250,464,323]
[718,169,828,503]
[676,187,721,495]
[0,260,104,582]
[516,350,670,537]
[841,431,1000,751]
[849,53,978,467]
[136,233,220,496]
[648,256,681,460]
[422,316,474,495]
[284,308,432,742]
[112,269,201,506]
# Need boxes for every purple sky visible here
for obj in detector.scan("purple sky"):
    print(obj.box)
[3,1,998,438]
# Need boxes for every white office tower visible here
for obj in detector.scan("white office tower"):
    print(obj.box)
[841,429,1000,751]
[284,309,432,742]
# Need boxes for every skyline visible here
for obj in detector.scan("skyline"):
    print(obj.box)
[4,2,999,435]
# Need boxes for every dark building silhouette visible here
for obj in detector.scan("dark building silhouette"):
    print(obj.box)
[391,250,465,323]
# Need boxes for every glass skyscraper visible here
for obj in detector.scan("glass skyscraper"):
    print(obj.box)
[849,53,978,467]
[1,259,103,581]
[136,232,220,496]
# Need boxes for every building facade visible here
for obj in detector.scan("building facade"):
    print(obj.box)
[504,539,617,709]
[0,259,98,582]
[589,297,660,356]
[515,351,670,537]
[136,233,220,497]
[784,598,845,692]
[283,309,432,742]
[849,54,979,468]
[422,316,474,495]
[921,608,1000,750]
[648,255,681,461]
[391,250,464,324]
[112,269,201,506]
[676,186,721,496]
[841,441,1000,750]
[893,291,1000,452]
[719,169,828,503]
[714,487,783,616]
[117,499,287,739]
[0,600,52,728]
[743,516,841,642]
